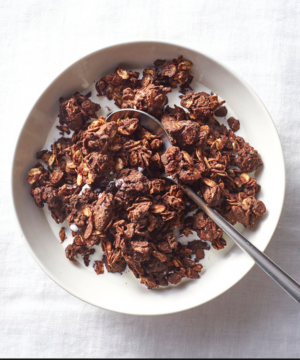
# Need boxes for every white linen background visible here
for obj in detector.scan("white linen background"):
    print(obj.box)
[1,0,300,358]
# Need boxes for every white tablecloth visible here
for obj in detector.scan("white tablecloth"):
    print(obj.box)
[2,0,300,358]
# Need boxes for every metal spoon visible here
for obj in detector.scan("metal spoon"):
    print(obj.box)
[107,108,300,303]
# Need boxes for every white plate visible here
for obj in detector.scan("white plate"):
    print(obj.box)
[11,41,285,315]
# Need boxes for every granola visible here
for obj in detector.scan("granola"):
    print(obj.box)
[26,56,266,289]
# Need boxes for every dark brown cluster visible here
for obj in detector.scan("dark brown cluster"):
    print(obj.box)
[27,56,266,289]
[180,91,225,123]
[96,56,193,118]
[59,92,100,131]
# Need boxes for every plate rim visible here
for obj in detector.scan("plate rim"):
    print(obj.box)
[11,40,286,315]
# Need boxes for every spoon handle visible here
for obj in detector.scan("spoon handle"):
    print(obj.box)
[182,184,300,304]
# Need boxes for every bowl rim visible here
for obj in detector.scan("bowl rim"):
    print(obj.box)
[11,40,286,315]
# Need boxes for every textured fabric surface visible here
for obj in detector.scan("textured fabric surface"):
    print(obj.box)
[1,0,300,358]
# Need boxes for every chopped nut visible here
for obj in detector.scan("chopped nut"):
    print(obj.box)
[115,157,125,171]
[116,67,129,80]
[93,261,104,275]
[59,227,67,243]
[240,173,250,184]
[27,168,42,184]
[178,60,193,71]
[150,204,166,213]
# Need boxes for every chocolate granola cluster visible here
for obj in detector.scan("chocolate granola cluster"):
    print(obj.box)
[27,56,266,289]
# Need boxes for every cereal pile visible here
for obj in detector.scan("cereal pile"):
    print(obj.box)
[27,57,266,289]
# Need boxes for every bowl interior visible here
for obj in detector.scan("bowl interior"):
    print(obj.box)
[12,41,285,315]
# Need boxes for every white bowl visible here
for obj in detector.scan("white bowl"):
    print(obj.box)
[12,41,285,315]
